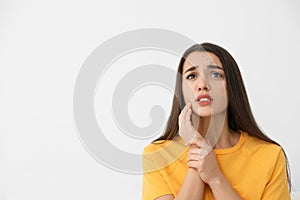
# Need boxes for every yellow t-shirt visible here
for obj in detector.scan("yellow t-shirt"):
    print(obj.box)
[142,131,290,200]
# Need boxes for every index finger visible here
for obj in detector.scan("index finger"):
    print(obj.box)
[189,135,207,148]
[179,102,191,122]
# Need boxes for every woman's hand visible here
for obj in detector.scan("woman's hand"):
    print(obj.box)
[178,102,241,199]
[178,103,198,145]
[187,137,222,185]
[178,102,222,184]
[188,138,243,200]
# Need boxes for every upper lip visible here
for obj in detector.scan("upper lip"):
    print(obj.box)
[195,94,213,101]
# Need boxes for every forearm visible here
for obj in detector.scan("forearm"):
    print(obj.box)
[209,174,242,200]
[175,168,205,200]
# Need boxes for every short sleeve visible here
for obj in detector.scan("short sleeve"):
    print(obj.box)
[261,149,290,200]
[142,147,173,200]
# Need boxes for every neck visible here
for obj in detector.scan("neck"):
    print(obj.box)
[191,112,240,149]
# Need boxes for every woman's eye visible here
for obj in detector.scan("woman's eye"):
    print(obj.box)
[209,72,224,79]
[186,74,196,80]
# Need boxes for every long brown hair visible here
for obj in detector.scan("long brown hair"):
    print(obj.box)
[154,42,291,189]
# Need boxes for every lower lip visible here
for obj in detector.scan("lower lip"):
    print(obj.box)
[196,100,212,106]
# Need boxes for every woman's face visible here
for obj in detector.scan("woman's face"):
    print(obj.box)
[181,51,228,117]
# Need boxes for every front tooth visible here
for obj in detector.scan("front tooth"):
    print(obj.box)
[200,98,210,102]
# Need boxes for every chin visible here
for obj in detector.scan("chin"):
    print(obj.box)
[193,111,212,118]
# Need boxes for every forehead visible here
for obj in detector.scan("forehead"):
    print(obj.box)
[183,51,222,72]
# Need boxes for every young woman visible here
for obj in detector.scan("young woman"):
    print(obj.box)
[142,43,291,200]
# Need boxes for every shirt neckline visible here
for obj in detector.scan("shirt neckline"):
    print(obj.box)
[214,130,246,155]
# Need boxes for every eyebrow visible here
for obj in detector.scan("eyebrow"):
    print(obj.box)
[184,64,223,74]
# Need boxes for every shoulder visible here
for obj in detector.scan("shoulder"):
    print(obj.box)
[143,136,186,154]
[242,132,286,170]
[142,136,187,173]
[143,140,173,154]
[243,132,283,155]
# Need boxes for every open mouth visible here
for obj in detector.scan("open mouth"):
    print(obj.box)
[195,94,213,106]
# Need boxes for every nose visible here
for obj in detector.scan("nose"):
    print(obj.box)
[197,75,209,91]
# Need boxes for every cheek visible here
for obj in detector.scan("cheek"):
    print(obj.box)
[222,83,228,104]
[182,82,195,103]
[210,83,227,101]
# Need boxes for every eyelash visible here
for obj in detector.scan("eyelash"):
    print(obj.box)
[186,74,195,80]
[186,72,224,80]
[210,72,224,79]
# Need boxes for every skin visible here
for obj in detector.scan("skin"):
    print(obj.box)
[155,52,242,200]
[182,51,228,119]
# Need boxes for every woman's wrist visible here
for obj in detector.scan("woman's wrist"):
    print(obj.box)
[187,168,205,186]
[187,167,202,178]
[208,173,242,200]
[207,173,224,189]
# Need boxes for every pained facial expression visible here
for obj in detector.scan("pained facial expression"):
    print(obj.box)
[181,51,228,117]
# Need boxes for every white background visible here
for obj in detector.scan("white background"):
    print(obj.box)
[1,0,300,199]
